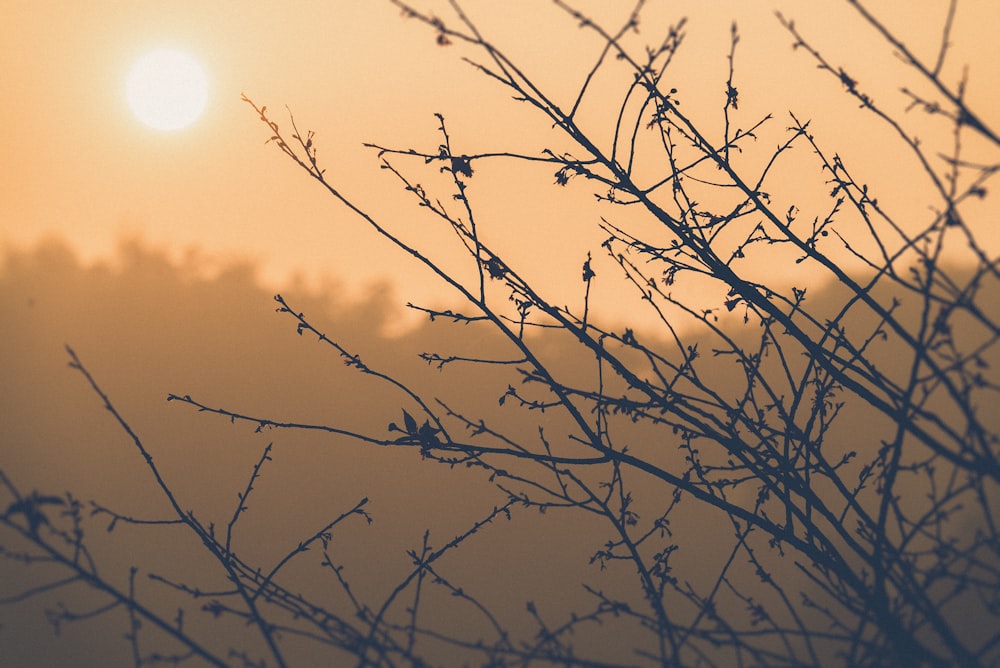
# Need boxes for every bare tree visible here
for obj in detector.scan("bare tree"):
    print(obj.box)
[3,1,998,666]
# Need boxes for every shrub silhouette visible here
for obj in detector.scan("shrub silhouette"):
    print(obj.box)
[3,2,998,666]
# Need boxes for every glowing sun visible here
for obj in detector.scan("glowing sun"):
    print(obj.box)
[126,49,208,131]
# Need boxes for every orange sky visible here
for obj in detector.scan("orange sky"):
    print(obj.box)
[2,1,998,320]
[2,3,999,664]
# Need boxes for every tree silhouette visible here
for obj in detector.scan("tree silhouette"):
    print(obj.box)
[3,2,998,666]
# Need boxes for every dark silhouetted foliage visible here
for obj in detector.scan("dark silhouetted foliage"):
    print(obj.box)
[3,2,998,666]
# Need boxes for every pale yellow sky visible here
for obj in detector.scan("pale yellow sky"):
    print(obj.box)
[1,1,997,318]
[1,4,998,664]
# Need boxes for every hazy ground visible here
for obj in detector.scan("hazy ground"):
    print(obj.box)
[1,237,996,665]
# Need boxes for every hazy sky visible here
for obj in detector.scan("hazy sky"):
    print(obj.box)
[2,3,999,663]
[3,0,997,315]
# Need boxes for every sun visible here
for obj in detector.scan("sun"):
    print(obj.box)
[126,49,208,131]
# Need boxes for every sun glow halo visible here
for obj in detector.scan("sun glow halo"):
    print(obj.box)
[126,49,208,131]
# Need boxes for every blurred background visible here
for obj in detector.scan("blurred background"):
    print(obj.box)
[2,1,998,664]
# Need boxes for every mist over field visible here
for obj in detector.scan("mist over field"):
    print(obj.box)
[2,237,996,665]
[0,238,664,664]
